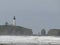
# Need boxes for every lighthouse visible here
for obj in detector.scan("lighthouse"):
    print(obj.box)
[13,16,16,26]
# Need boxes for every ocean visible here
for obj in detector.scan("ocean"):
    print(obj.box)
[0,36,60,45]
[1,43,60,45]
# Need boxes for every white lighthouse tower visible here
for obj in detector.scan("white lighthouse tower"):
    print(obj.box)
[13,16,16,26]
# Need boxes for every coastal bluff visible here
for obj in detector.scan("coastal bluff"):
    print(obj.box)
[0,25,33,35]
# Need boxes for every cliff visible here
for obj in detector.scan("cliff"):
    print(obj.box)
[48,29,60,36]
[0,25,33,35]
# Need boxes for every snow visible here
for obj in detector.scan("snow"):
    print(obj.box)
[0,36,60,44]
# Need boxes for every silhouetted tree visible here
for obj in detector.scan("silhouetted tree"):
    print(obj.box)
[41,29,46,36]
[5,22,9,26]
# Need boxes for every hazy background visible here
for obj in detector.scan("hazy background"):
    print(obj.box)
[0,0,60,34]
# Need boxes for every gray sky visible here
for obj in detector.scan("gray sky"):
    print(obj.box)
[0,0,60,34]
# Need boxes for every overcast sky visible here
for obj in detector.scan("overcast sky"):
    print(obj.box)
[0,0,60,34]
